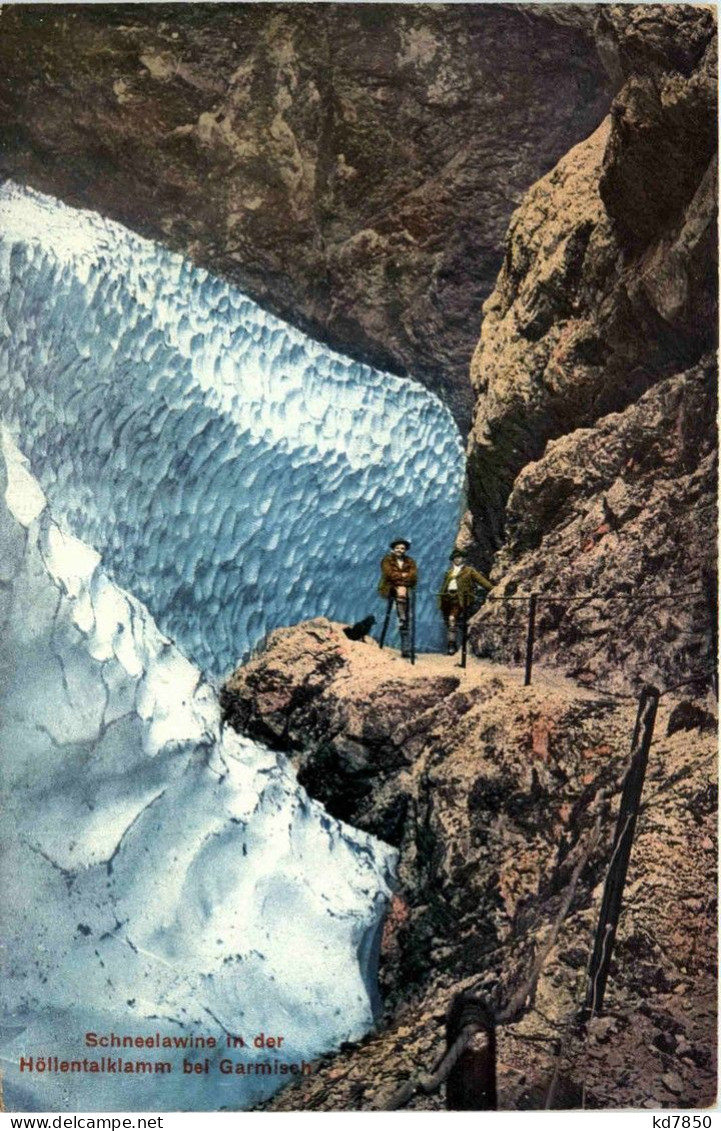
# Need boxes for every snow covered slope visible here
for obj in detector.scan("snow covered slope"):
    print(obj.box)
[0,428,395,1112]
[0,182,464,674]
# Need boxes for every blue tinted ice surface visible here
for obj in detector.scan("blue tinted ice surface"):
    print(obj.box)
[0,428,395,1112]
[0,183,465,675]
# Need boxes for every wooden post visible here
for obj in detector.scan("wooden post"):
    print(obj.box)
[524,593,538,686]
[445,993,497,1110]
[579,685,659,1025]
[379,594,393,649]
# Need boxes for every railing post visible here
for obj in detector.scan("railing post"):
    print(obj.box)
[445,993,497,1111]
[579,685,659,1026]
[524,593,538,686]
[379,593,393,649]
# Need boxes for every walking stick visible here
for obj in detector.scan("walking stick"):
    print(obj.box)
[410,587,416,665]
[379,593,393,649]
[460,597,469,669]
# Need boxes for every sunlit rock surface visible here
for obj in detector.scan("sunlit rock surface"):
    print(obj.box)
[0,182,464,675]
[0,427,395,1112]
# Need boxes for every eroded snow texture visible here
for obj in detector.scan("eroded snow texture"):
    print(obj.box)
[0,428,395,1112]
[0,182,465,673]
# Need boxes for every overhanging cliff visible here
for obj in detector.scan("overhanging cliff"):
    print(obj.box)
[0,2,612,428]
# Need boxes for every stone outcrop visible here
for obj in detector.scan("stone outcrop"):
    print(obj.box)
[0,3,611,428]
[464,4,716,557]
[221,619,717,1109]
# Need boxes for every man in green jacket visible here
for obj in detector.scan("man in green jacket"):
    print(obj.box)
[378,538,417,657]
[438,548,492,655]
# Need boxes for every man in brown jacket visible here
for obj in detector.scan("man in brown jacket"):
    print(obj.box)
[378,538,417,657]
[438,548,492,655]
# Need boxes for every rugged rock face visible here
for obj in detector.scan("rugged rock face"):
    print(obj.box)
[222,620,717,1109]
[464,4,716,556]
[0,2,611,427]
[472,359,717,695]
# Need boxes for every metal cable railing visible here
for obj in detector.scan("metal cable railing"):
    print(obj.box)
[479,577,715,689]
[375,574,715,692]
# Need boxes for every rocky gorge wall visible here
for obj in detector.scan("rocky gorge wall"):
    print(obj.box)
[463,4,717,695]
[472,359,717,694]
[466,5,716,553]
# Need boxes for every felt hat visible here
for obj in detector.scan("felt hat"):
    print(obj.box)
[390,538,411,550]
[449,547,467,560]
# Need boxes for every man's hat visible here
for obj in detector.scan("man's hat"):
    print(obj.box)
[390,538,411,550]
[449,547,467,560]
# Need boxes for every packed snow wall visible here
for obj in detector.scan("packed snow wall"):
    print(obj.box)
[0,182,465,675]
[0,427,395,1112]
